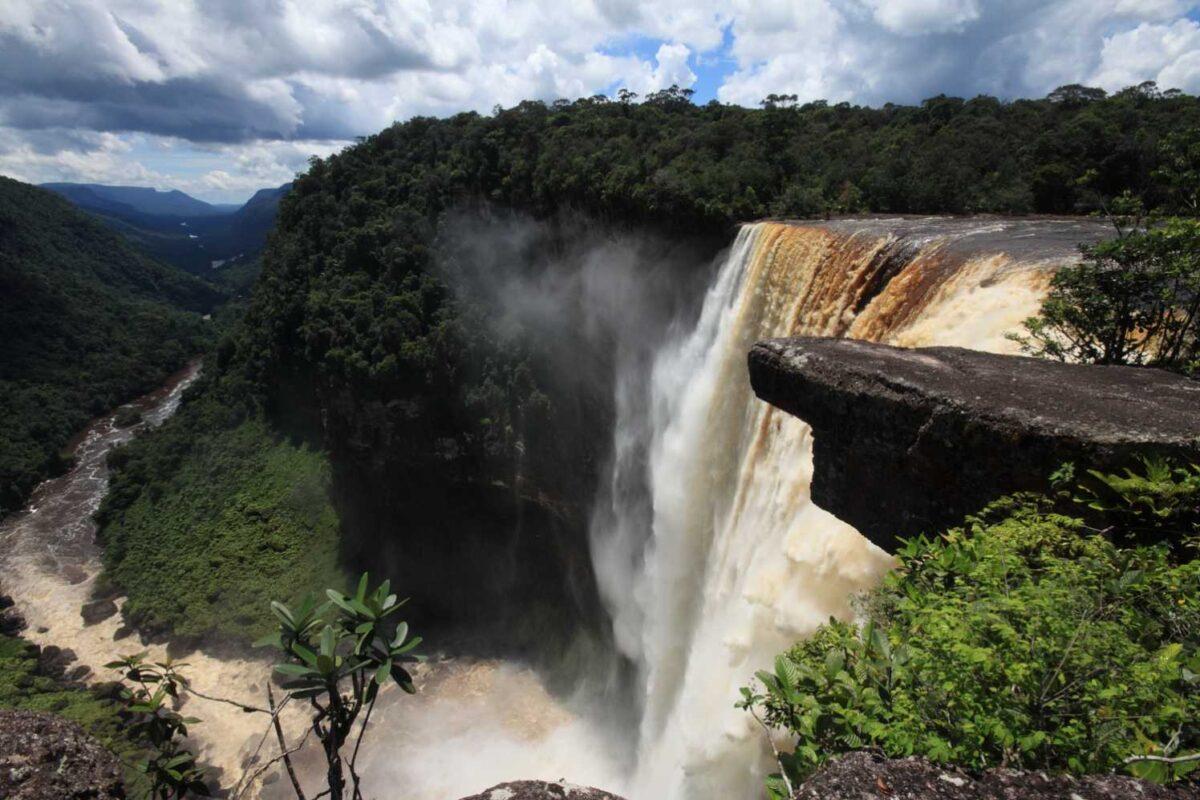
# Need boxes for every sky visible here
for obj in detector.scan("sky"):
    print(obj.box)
[3,1,1200,204]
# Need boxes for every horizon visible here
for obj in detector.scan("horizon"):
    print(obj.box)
[3,1,1200,204]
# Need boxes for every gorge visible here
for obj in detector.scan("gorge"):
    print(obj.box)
[5,212,1146,799]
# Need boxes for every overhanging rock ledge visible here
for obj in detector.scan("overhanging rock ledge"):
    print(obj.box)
[748,336,1200,552]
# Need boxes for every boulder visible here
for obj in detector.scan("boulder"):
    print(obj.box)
[748,337,1200,551]
[80,598,118,626]
[0,709,125,799]
[794,752,1199,799]
[456,780,627,800]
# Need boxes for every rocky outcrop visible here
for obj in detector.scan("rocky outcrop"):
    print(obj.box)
[748,337,1200,551]
[80,598,118,626]
[0,709,125,799]
[794,752,1199,799]
[456,780,626,800]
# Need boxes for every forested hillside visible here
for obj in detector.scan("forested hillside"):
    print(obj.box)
[44,182,289,282]
[98,84,1200,641]
[0,177,221,514]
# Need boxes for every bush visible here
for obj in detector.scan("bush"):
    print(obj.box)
[740,468,1199,795]
[1014,209,1200,375]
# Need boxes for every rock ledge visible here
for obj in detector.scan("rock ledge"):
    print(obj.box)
[795,752,1199,799]
[749,337,1200,550]
[0,709,125,799]
[456,780,626,800]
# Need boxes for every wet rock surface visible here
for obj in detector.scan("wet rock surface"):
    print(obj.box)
[794,752,1199,799]
[749,337,1200,551]
[0,592,27,635]
[80,598,118,626]
[0,709,125,799]
[456,780,627,800]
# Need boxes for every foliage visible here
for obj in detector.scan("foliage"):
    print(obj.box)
[1014,212,1200,373]
[1070,458,1200,542]
[0,177,221,515]
[103,654,209,798]
[740,466,1200,793]
[97,412,346,643]
[258,573,421,800]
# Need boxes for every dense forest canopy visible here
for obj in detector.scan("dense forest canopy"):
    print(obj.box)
[0,178,221,514]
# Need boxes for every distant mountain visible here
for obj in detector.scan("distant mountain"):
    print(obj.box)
[41,181,291,283]
[41,183,227,218]
[0,177,222,514]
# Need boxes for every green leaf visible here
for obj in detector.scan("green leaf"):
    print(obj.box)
[253,632,283,649]
[274,663,314,677]
[270,601,295,625]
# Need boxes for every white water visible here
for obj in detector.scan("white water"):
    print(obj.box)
[589,220,1069,799]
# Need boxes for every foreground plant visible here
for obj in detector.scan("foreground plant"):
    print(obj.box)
[257,572,422,800]
[104,654,209,799]
[740,462,1200,796]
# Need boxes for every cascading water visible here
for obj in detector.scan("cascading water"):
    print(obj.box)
[592,219,1094,799]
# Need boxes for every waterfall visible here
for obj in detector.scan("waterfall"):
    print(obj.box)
[591,220,1066,799]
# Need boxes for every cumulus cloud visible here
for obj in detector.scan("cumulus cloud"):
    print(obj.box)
[0,0,1197,200]
[719,0,1200,107]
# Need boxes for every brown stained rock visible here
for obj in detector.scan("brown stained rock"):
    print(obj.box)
[0,709,125,799]
[749,337,1200,551]
[794,752,1200,799]
[456,780,627,800]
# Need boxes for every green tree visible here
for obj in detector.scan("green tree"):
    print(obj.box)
[1014,212,1200,374]
[257,573,422,800]
[104,654,210,799]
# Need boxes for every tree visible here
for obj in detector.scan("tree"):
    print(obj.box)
[1154,130,1200,215]
[104,654,210,799]
[1014,211,1200,374]
[105,573,421,799]
[257,573,422,800]
[1047,84,1107,107]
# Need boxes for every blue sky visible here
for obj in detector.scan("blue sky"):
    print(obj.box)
[3,1,1199,204]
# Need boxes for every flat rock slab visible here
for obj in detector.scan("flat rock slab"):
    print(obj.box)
[795,752,1199,799]
[749,337,1200,551]
[456,780,626,800]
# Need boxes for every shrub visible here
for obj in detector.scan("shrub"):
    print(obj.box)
[1013,208,1200,375]
[740,467,1199,796]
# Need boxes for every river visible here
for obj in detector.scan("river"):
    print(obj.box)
[0,362,309,791]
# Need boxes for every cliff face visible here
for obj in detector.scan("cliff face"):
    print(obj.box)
[749,336,1200,551]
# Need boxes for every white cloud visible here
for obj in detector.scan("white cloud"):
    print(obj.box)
[719,0,1200,107]
[0,127,162,186]
[867,0,982,35]
[1092,18,1200,92]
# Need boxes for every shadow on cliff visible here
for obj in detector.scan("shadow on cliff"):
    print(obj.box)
[270,208,727,673]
